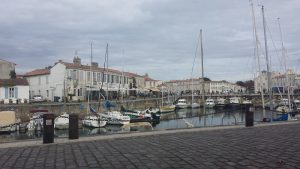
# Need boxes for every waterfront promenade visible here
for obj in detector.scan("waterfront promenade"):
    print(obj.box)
[1,122,300,169]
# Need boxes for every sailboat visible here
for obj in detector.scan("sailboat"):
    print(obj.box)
[54,65,73,130]
[159,83,175,113]
[96,43,130,125]
[250,0,266,117]
[82,42,107,128]
[188,31,202,109]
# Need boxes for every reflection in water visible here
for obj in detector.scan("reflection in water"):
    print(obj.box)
[1,108,275,142]
[155,108,273,130]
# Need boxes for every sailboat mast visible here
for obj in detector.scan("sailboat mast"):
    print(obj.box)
[161,83,164,107]
[87,42,93,114]
[250,0,265,116]
[277,18,291,110]
[262,6,273,115]
[200,29,205,107]
[106,43,109,100]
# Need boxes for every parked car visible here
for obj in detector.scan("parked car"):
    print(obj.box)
[32,95,43,102]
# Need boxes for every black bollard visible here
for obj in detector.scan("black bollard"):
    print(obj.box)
[69,114,79,139]
[43,113,54,144]
[245,107,254,127]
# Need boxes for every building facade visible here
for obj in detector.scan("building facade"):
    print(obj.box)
[254,69,300,93]
[24,57,131,101]
[0,79,29,104]
[165,78,245,94]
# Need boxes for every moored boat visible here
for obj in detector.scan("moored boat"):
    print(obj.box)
[0,111,17,133]
[159,105,176,113]
[26,109,48,131]
[205,98,215,108]
[228,97,241,109]
[82,115,107,128]
[215,98,227,108]
[54,112,69,130]
[175,99,188,109]
[101,111,130,125]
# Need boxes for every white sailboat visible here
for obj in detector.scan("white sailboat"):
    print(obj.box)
[188,30,202,109]
[250,0,266,117]
[159,84,176,113]
[54,65,73,130]
[82,42,107,128]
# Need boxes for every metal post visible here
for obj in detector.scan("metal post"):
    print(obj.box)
[43,113,54,144]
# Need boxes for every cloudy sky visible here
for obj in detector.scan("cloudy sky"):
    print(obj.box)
[1,0,299,82]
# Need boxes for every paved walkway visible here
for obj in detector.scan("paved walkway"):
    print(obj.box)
[1,122,300,169]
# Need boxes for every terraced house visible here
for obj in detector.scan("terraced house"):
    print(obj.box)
[24,56,130,101]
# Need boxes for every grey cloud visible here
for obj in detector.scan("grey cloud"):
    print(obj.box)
[0,0,299,82]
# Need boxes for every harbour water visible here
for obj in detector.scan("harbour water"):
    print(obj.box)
[0,108,275,143]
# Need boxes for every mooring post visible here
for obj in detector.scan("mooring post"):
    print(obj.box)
[69,113,79,139]
[245,107,254,127]
[43,113,54,144]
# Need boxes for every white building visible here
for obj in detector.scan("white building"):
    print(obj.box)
[165,78,245,94]
[24,57,130,101]
[0,79,29,104]
[144,74,162,92]
[254,69,300,93]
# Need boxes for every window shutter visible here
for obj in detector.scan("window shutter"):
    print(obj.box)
[5,88,8,99]
[15,87,18,98]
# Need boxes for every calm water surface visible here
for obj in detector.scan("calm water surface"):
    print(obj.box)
[0,108,276,142]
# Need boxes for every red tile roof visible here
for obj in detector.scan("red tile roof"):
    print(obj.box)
[123,72,144,78]
[57,61,123,75]
[144,76,158,81]
[0,78,29,86]
[23,69,50,77]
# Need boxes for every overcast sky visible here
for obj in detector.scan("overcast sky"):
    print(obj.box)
[1,0,299,82]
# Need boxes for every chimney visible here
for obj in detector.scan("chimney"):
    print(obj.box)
[73,57,81,66]
[91,62,98,68]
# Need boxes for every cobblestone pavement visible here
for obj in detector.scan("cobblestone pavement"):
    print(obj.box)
[1,122,300,169]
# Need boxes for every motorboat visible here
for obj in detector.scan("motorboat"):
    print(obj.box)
[205,98,215,108]
[175,99,188,109]
[293,100,300,111]
[121,107,160,123]
[101,111,130,125]
[228,97,241,109]
[26,109,48,131]
[188,103,201,109]
[82,115,107,128]
[54,112,69,130]
[215,98,226,108]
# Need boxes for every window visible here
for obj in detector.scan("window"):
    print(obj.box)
[9,88,15,98]
[103,73,107,82]
[79,71,83,81]
[97,73,101,82]
[46,90,49,97]
[77,88,82,96]
[87,72,91,82]
[93,72,97,85]
[111,75,114,83]
[46,76,49,84]
[38,77,41,85]
[107,74,110,83]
